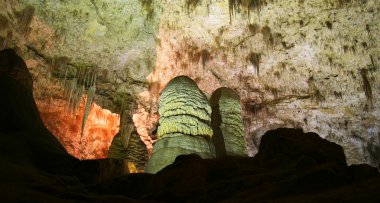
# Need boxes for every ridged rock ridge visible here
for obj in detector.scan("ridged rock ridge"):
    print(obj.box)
[108,123,149,171]
[210,87,247,157]
[145,76,215,173]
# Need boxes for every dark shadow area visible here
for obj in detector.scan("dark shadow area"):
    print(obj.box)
[0,49,116,184]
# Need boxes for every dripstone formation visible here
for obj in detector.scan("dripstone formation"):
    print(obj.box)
[108,112,149,171]
[210,87,247,157]
[145,76,215,173]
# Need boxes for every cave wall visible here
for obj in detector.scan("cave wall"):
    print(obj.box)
[145,0,379,166]
[0,0,159,111]
[0,0,158,159]
[0,0,379,166]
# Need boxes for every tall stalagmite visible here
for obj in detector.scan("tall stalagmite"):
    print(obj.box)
[210,87,247,157]
[108,109,149,171]
[145,76,215,173]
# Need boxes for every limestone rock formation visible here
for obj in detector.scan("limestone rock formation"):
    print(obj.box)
[0,0,157,160]
[145,76,215,173]
[108,124,135,159]
[146,0,380,167]
[157,76,213,138]
[210,87,247,157]
[0,74,379,202]
[0,0,378,167]
[145,134,216,174]
[108,125,149,171]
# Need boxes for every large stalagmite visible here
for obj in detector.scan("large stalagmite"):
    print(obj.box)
[210,87,247,157]
[145,76,215,173]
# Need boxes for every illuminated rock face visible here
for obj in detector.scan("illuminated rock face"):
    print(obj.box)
[157,76,213,139]
[145,76,215,173]
[0,0,156,160]
[146,1,380,167]
[36,96,120,160]
[210,87,247,157]
[132,106,159,155]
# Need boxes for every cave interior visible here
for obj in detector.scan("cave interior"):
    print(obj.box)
[0,0,379,202]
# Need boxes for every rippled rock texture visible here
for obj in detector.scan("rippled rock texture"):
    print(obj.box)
[145,76,215,173]
[108,125,149,171]
[210,87,247,157]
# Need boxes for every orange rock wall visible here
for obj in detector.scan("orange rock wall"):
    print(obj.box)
[36,96,120,159]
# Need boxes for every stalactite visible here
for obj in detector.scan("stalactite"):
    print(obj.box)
[66,78,77,114]
[139,0,155,22]
[81,85,96,137]
[63,66,68,87]
[228,0,268,22]
[201,49,210,69]
[0,14,9,31]
[73,85,85,117]
[15,5,35,35]
[84,70,89,87]
[247,52,261,76]
[360,69,373,108]
[185,0,201,14]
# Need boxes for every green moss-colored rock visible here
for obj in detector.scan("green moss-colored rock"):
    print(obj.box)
[157,75,213,138]
[108,124,134,159]
[108,123,149,171]
[146,76,215,173]
[145,134,215,174]
[210,87,247,157]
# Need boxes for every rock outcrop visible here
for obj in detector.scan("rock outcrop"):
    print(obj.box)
[210,87,247,157]
[145,76,215,173]
[92,128,380,202]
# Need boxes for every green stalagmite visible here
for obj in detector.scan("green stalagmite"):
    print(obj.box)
[157,75,213,138]
[108,124,134,159]
[210,87,247,157]
[108,127,149,171]
[108,107,149,171]
[145,134,215,174]
[145,75,215,174]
